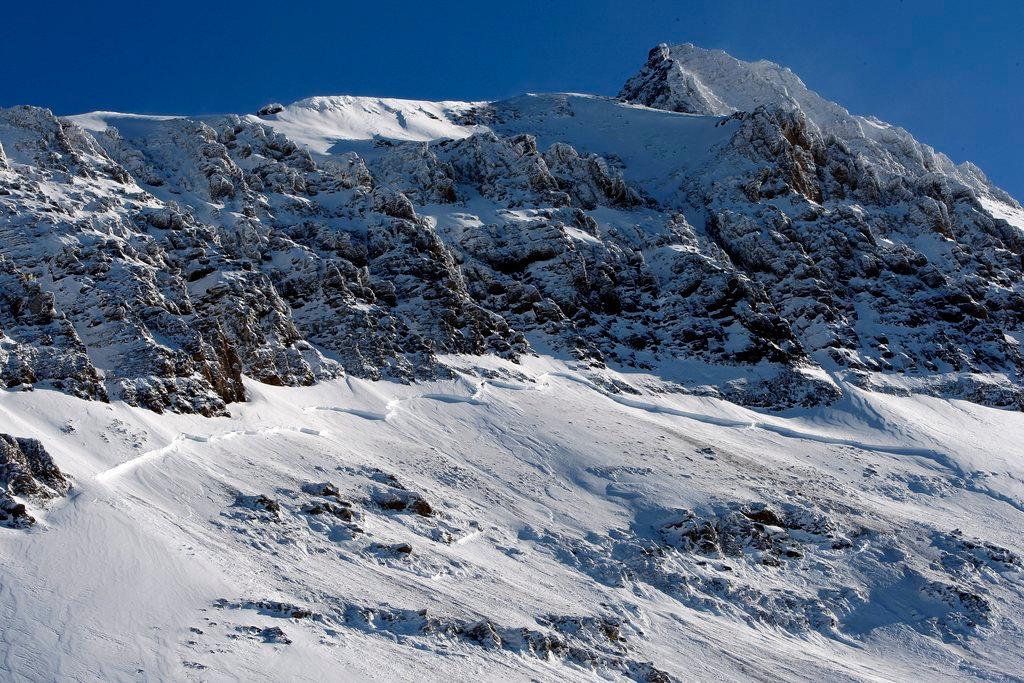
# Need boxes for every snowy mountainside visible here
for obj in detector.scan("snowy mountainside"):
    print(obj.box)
[619,43,1010,196]
[2,358,1023,681]
[1,43,1024,681]
[3,54,1024,413]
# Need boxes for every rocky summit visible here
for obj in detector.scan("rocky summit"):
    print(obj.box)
[2,44,1022,415]
[2,45,1024,682]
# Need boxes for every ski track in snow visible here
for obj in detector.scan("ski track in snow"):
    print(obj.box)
[311,406,389,421]
[106,369,976,488]
[609,392,956,467]
[308,389,487,423]
[98,385,494,485]
[3,357,1023,681]
[92,370,1021,519]
[95,426,329,483]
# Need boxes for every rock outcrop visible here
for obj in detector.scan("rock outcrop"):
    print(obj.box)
[0,434,69,528]
[1,45,1022,413]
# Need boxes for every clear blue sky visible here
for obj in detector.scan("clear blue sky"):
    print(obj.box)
[2,1,1021,198]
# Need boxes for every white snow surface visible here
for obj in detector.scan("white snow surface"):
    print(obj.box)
[249,96,483,152]
[230,91,737,203]
[490,94,737,200]
[978,195,1024,233]
[67,110,187,134]
[2,355,1023,681]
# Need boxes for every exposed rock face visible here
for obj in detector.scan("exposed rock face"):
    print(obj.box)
[620,42,1018,195]
[620,45,1024,406]
[620,44,738,116]
[0,434,69,528]
[0,44,1022,413]
[696,107,1024,391]
[0,255,107,400]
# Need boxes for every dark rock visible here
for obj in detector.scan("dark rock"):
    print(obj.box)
[301,501,354,521]
[373,488,434,517]
[301,481,342,498]
[256,103,285,117]
[0,434,69,529]
[234,494,281,515]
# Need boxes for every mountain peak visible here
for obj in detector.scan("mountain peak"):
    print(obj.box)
[620,42,1003,197]
[621,43,808,117]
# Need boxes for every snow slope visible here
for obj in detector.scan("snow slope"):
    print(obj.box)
[246,96,483,153]
[2,356,1023,681]
[242,92,738,202]
[488,94,737,201]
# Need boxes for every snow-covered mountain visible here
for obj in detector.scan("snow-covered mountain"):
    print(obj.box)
[1,45,1023,681]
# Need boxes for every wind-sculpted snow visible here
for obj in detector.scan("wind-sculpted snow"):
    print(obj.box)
[1,357,1022,680]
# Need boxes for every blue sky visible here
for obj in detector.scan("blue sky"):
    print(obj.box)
[2,1,1021,197]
